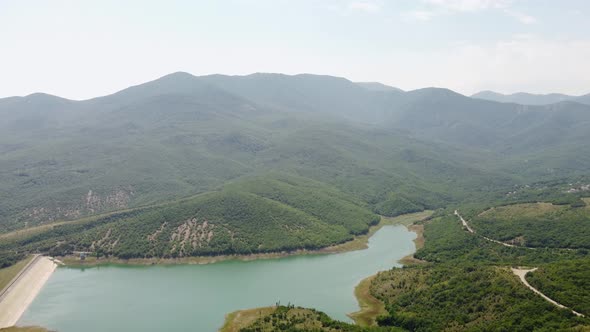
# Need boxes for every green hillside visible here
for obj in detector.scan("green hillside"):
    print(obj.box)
[1,72,590,264]
[527,259,590,316]
[234,199,590,331]
[2,73,589,332]
[236,305,396,332]
[471,201,590,248]
[0,175,379,261]
[372,265,586,332]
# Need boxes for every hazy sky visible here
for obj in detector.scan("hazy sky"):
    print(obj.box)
[1,0,590,99]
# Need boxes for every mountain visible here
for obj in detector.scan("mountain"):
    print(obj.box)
[0,73,478,232]
[576,93,590,105]
[1,72,590,260]
[472,90,590,106]
[356,82,404,92]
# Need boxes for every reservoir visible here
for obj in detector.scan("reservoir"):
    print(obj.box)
[19,225,415,332]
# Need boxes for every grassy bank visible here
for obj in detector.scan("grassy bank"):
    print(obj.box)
[220,305,393,332]
[220,307,277,332]
[349,211,432,326]
[398,224,426,265]
[0,256,33,291]
[348,275,387,326]
[0,327,49,332]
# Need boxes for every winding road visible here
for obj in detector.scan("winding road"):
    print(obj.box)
[454,210,520,248]
[511,268,584,317]
[454,210,585,317]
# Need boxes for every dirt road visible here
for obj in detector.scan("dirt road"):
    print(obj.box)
[454,211,584,317]
[511,267,584,317]
[454,210,518,248]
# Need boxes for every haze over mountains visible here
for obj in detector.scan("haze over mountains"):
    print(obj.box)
[1,72,590,235]
[472,90,590,106]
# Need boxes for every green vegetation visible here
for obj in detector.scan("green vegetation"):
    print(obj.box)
[0,255,33,290]
[0,73,504,234]
[3,72,590,267]
[360,204,590,331]
[365,205,590,331]
[0,175,380,260]
[0,251,26,269]
[225,175,378,235]
[349,274,387,327]
[4,72,590,237]
[2,73,590,330]
[415,215,586,265]
[0,327,50,332]
[237,306,399,332]
[471,202,590,248]
[527,259,590,316]
[374,194,423,217]
[221,307,277,332]
[372,265,587,331]
[234,201,590,332]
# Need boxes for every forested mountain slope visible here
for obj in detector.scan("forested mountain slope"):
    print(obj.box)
[1,72,589,250]
[0,174,380,259]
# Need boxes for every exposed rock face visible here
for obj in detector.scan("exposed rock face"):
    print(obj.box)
[170,218,216,257]
[565,184,590,193]
[24,187,134,225]
[91,228,120,251]
[85,188,133,213]
[147,222,168,242]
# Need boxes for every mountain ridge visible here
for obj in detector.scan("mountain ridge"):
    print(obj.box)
[1,71,589,234]
[472,90,590,106]
[3,72,588,109]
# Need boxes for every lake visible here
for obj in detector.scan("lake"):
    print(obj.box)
[19,225,415,332]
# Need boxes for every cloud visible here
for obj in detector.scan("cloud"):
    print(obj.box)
[379,37,590,95]
[401,10,437,21]
[347,0,381,13]
[423,0,510,12]
[504,9,536,24]
[419,0,535,24]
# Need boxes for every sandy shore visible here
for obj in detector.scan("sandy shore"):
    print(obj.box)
[0,256,57,328]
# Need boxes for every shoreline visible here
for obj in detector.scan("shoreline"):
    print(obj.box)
[348,219,428,327]
[347,274,386,326]
[398,223,427,265]
[0,256,57,328]
[59,211,434,268]
[219,211,432,331]
[219,306,277,332]
[4,211,431,332]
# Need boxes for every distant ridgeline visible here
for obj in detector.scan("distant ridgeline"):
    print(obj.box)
[1,72,590,262]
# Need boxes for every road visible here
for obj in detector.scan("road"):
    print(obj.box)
[454,210,584,317]
[454,210,518,248]
[511,268,584,317]
[0,255,57,328]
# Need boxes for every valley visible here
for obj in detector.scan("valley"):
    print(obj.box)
[1,72,589,331]
[3,0,590,330]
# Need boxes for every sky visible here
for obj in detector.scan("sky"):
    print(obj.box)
[1,0,590,100]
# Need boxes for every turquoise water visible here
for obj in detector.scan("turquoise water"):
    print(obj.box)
[19,225,415,332]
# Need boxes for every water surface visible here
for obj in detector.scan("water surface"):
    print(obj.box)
[20,225,415,332]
